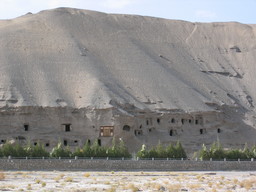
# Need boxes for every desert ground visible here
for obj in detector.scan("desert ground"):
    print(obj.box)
[0,171,256,191]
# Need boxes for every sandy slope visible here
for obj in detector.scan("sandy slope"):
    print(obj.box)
[0,8,255,113]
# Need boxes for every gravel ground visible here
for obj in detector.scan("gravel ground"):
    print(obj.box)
[0,171,256,191]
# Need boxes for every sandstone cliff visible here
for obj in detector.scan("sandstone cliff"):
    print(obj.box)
[0,8,256,154]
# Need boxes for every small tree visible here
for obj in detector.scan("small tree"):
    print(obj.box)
[72,147,84,157]
[50,142,71,157]
[0,147,2,157]
[91,140,106,157]
[0,142,27,157]
[242,143,253,159]
[1,142,16,157]
[107,138,119,157]
[199,144,209,160]
[251,146,256,158]
[136,144,148,158]
[226,149,244,160]
[83,140,92,157]
[155,141,166,158]
[107,138,131,158]
[174,141,187,158]
[209,141,225,160]
[148,147,157,158]
[117,139,131,158]
[166,143,175,158]
[29,143,49,157]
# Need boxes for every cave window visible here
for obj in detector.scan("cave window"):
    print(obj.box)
[45,143,50,147]
[140,125,142,129]
[170,129,173,136]
[146,120,149,125]
[123,125,131,131]
[195,120,199,125]
[189,119,192,123]
[24,124,29,131]
[230,46,241,53]
[64,140,68,146]
[34,142,37,146]
[100,126,114,137]
[200,129,204,134]
[87,139,91,145]
[149,128,152,132]
[1,139,6,144]
[64,124,71,132]
[157,118,160,124]
[134,130,142,136]
[181,119,185,124]
[98,139,101,146]
[171,118,175,123]
[74,140,78,143]
[217,128,221,133]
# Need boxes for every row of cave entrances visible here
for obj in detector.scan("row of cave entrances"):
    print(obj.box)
[122,124,221,136]
[146,118,202,126]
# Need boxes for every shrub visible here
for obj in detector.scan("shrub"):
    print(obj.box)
[1,142,27,157]
[0,172,5,180]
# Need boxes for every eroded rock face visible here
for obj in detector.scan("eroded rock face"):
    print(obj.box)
[0,105,254,155]
[0,8,256,155]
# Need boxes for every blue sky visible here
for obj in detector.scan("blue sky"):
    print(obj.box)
[0,0,255,24]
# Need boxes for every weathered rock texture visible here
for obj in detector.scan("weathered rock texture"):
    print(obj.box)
[0,8,256,155]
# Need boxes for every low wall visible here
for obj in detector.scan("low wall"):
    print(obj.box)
[1,158,256,171]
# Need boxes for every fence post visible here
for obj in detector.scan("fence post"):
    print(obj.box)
[137,157,139,161]
[26,156,28,160]
[42,156,45,160]
[91,157,93,160]
[181,158,184,161]
[8,156,11,160]
[152,157,154,161]
[238,158,240,162]
[59,157,61,160]
[224,158,226,161]
[210,158,212,161]
[251,158,254,162]
[167,157,169,161]
[107,157,109,160]
[75,156,78,160]
[122,157,124,161]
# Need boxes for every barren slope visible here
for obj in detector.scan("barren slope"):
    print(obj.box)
[0,8,255,113]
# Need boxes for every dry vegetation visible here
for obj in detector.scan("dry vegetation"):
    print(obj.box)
[0,172,5,180]
[0,171,256,191]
